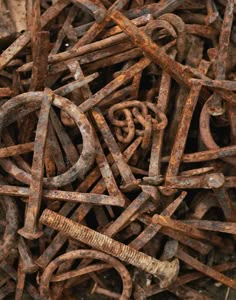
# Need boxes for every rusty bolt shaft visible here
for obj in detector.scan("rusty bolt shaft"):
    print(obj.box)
[40,209,179,288]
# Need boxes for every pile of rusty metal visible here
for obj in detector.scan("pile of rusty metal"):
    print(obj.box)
[0,0,236,299]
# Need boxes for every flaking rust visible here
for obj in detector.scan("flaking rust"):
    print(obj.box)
[0,1,235,299]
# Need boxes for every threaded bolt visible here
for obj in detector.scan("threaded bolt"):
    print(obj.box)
[40,209,179,288]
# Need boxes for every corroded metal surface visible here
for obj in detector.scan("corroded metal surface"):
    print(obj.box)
[0,1,236,299]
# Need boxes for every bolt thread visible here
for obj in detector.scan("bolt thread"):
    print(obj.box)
[40,209,177,281]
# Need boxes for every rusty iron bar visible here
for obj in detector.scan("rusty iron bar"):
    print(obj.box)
[40,209,179,288]
[0,1,235,298]
[18,90,53,239]
[0,184,125,206]
[208,0,235,115]
[35,138,142,270]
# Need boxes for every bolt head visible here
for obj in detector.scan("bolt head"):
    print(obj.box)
[120,179,141,192]
[158,186,178,196]
[143,175,164,185]
[205,173,224,188]
[18,227,44,240]
[157,258,180,288]
[140,185,160,204]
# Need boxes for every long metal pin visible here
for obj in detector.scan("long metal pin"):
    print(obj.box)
[144,50,176,185]
[208,0,235,115]
[129,192,187,250]
[91,108,140,191]
[165,83,202,180]
[18,89,53,239]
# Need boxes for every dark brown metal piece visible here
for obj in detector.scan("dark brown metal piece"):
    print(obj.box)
[18,89,53,239]
[40,250,132,299]
[40,209,179,288]
[0,1,235,298]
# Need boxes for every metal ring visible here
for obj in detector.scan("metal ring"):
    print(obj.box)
[39,250,132,300]
[0,91,95,187]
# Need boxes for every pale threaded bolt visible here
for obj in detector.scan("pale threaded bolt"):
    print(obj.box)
[40,209,179,288]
